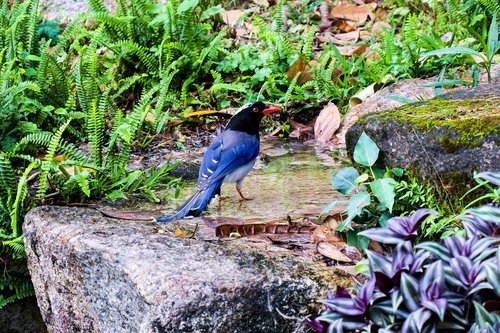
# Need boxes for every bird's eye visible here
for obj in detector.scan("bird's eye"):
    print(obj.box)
[252,107,259,113]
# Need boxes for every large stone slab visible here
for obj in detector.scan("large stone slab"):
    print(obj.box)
[346,84,500,196]
[24,206,351,333]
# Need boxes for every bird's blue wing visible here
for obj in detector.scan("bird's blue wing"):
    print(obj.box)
[197,130,259,190]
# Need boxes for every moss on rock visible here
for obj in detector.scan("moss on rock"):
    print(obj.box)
[346,91,499,202]
[360,97,500,151]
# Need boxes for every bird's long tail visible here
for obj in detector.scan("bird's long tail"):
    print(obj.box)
[156,181,222,223]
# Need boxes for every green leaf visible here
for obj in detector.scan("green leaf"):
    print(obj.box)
[72,172,91,197]
[355,173,370,184]
[337,191,371,231]
[423,80,473,88]
[200,5,224,20]
[384,95,413,104]
[390,168,404,177]
[473,301,495,328]
[115,124,133,144]
[434,66,446,96]
[106,190,127,199]
[421,47,485,61]
[177,0,199,14]
[353,132,379,167]
[371,178,397,213]
[355,259,370,274]
[487,12,498,61]
[321,200,337,216]
[332,167,359,194]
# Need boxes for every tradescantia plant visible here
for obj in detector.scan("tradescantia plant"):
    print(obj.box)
[306,202,500,332]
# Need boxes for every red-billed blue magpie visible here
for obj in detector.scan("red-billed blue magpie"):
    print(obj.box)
[157,101,280,222]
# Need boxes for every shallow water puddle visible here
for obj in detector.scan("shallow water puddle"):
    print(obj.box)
[163,138,348,223]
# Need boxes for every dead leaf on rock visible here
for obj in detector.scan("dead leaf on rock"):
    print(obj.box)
[174,227,191,237]
[330,3,376,26]
[99,209,156,221]
[349,82,379,106]
[314,102,341,144]
[311,217,345,244]
[317,242,353,263]
[335,265,357,276]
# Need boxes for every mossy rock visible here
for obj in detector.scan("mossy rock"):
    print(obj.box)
[346,84,500,198]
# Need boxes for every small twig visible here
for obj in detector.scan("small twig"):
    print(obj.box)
[27,170,41,183]
[275,306,302,322]
[44,191,60,199]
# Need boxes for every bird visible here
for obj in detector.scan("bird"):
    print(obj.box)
[156,101,281,222]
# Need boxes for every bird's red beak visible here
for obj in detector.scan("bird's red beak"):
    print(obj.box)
[262,105,281,114]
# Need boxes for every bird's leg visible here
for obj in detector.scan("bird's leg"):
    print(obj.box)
[236,181,253,201]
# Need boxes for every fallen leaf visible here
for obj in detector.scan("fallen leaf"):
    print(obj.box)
[216,223,316,238]
[349,82,379,107]
[318,1,332,31]
[222,9,244,26]
[99,209,155,221]
[145,111,155,123]
[288,120,315,141]
[334,265,357,276]
[318,31,360,45]
[334,19,357,32]
[335,44,367,56]
[317,242,353,262]
[60,166,94,176]
[174,227,190,237]
[53,154,65,162]
[330,3,375,26]
[252,0,269,6]
[314,102,341,143]
[372,21,391,37]
[286,55,315,85]
[311,217,345,244]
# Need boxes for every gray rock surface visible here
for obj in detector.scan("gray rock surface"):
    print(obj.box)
[345,84,500,195]
[337,64,500,146]
[24,206,351,333]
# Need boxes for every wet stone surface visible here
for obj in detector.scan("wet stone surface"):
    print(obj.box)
[157,138,347,222]
[24,139,351,333]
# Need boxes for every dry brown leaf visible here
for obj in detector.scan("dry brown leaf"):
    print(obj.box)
[336,44,368,56]
[311,217,344,244]
[334,19,357,32]
[286,56,316,85]
[318,31,360,45]
[145,112,155,123]
[252,0,269,6]
[334,265,357,276]
[330,3,375,26]
[174,227,190,237]
[288,120,315,141]
[53,154,65,162]
[98,209,155,221]
[222,10,244,26]
[317,242,353,262]
[372,21,391,37]
[318,2,332,31]
[314,102,341,143]
[349,82,379,106]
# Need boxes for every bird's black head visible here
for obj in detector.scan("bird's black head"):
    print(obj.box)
[225,101,280,136]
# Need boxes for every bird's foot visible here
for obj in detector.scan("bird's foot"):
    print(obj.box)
[238,196,254,202]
